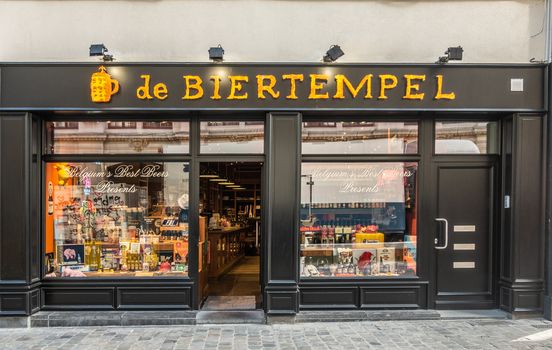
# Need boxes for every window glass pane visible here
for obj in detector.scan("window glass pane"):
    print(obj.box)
[107,122,137,129]
[302,121,418,154]
[46,121,189,154]
[300,162,417,278]
[143,121,173,129]
[53,121,79,129]
[45,162,190,278]
[200,121,264,153]
[435,121,498,154]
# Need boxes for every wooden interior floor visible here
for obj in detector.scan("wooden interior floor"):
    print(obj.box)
[203,256,261,310]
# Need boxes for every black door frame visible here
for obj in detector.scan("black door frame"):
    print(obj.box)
[424,118,502,309]
[189,115,267,310]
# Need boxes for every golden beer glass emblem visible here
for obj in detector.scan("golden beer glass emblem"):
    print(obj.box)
[90,66,120,103]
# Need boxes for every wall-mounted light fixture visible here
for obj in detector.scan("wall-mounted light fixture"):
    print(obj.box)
[437,46,463,64]
[209,45,225,62]
[323,45,344,62]
[89,44,114,62]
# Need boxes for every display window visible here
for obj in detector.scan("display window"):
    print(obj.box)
[302,121,418,154]
[200,121,264,153]
[46,121,190,154]
[299,162,417,278]
[45,161,190,278]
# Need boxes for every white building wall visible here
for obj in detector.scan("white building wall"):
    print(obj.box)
[0,0,547,63]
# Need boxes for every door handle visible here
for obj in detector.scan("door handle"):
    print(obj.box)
[434,218,449,250]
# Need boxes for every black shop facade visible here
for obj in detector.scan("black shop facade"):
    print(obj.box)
[0,63,547,318]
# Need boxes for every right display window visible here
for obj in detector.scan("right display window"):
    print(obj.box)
[300,162,417,278]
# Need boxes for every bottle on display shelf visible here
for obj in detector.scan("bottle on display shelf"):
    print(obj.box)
[328,222,335,243]
[47,181,54,215]
[343,220,351,243]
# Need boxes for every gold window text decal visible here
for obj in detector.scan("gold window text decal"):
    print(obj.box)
[90,66,120,103]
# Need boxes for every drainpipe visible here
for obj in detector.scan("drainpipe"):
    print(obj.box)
[545,0,552,321]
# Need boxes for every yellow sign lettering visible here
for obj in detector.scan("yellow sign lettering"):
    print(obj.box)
[282,74,304,99]
[256,75,280,99]
[228,76,249,100]
[153,83,168,100]
[434,75,456,100]
[182,76,204,100]
[308,74,329,99]
[136,75,153,100]
[403,74,426,100]
[333,74,373,99]
[378,74,398,100]
[210,75,222,100]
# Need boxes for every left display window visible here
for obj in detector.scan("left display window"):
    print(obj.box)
[45,162,190,278]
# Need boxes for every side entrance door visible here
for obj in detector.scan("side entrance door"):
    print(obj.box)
[432,161,496,309]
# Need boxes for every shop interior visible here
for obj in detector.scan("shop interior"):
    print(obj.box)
[198,162,262,310]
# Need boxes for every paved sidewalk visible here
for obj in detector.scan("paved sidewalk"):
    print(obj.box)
[1,318,552,350]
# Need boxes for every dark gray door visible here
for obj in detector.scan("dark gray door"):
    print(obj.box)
[434,162,496,309]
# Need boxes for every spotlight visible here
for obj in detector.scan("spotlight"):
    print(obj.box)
[323,45,344,62]
[209,45,225,62]
[89,44,114,62]
[437,46,463,64]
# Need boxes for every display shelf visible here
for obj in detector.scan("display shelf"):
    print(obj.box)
[301,208,386,214]
[301,242,415,250]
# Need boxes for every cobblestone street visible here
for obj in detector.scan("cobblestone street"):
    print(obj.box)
[1,318,552,350]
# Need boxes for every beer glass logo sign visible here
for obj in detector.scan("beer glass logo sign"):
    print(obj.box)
[90,66,120,103]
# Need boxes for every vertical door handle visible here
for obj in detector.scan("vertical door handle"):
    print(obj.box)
[434,218,449,250]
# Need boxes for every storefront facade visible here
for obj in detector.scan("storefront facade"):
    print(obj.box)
[0,63,547,318]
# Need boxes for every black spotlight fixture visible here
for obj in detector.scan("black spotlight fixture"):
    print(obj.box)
[89,44,114,62]
[208,45,225,62]
[323,45,344,62]
[437,46,463,64]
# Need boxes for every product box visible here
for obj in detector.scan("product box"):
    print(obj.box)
[174,241,188,262]
[353,248,378,275]
[376,247,396,274]
[130,242,141,254]
[57,244,85,265]
[61,264,89,273]
[158,243,175,263]
[101,246,120,270]
[355,233,384,244]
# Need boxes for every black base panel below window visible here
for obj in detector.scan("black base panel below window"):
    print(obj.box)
[0,288,41,316]
[298,282,428,310]
[40,282,194,311]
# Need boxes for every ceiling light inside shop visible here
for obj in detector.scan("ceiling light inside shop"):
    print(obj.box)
[218,182,234,185]
[200,169,219,178]
[210,178,227,182]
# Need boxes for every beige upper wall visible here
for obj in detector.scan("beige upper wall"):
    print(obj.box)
[0,0,546,63]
